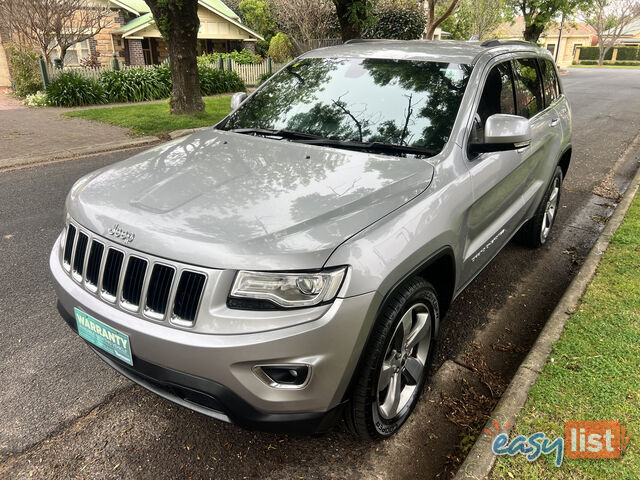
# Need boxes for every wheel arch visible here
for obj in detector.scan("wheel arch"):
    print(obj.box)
[341,246,456,403]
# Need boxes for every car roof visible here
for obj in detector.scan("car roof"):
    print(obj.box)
[301,40,549,65]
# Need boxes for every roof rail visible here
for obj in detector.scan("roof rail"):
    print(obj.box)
[481,39,536,47]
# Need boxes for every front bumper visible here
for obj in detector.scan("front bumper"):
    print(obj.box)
[50,242,380,431]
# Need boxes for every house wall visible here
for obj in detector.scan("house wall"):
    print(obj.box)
[541,35,592,66]
[0,42,10,89]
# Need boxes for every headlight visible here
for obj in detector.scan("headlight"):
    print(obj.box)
[229,268,347,308]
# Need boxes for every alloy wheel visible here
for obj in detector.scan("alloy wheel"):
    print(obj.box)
[376,303,432,420]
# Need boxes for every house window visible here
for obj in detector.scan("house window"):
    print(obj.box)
[546,43,556,56]
[572,43,583,57]
[54,40,91,65]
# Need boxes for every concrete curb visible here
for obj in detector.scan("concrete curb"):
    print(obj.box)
[0,136,160,172]
[168,126,209,140]
[454,141,640,480]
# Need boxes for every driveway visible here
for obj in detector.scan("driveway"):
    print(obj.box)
[1,68,639,479]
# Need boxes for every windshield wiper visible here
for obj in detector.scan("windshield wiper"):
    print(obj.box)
[225,128,322,141]
[293,138,437,157]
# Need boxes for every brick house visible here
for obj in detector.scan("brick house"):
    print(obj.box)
[105,0,263,66]
[493,17,597,67]
[0,0,263,87]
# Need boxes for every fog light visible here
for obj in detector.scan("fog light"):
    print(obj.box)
[253,365,310,388]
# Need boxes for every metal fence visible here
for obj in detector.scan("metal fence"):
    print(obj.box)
[44,59,289,87]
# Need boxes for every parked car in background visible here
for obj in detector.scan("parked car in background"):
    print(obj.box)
[51,39,571,439]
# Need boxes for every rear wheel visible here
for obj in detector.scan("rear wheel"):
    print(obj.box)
[517,166,563,248]
[345,278,438,439]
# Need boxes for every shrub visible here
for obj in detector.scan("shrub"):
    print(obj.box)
[46,72,107,107]
[198,65,245,95]
[99,66,172,103]
[364,0,426,40]
[5,44,43,97]
[256,72,272,86]
[23,91,49,107]
[268,33,295,63]
[80,53,101,68]
[197,49,262,66]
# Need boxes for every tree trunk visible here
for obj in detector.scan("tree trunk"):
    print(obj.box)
[168,24,204,114]
[145,0,204,115]
[523,23,545,43]
[333,0,363,41]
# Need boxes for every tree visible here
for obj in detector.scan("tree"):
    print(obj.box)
[239,0,276,35]
[0,0,111,65]
[0,0,61,62]
[52,0,112,67]
[271,0,339,48]
[332,0,374,40]
[144,0,204,115]
[364,0,427,40]
[439,0,510,39]
[582,0,640,65]
[424,0,462,39]
[510,0,596,42]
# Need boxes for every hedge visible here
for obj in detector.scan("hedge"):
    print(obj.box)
[577,46,640,62]
[616,46,640,61]
[578,46,613,60]
[44,63,245,107]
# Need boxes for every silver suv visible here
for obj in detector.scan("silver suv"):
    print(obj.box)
[51,40,571,439]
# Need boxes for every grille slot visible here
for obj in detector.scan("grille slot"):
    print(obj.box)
[172,271,206,323]
[63,224,76,268]
[72,232,89,278]
[145,264,175,318]
[121,256,148,309]
[85,241,104,289]
[102,249,124,300]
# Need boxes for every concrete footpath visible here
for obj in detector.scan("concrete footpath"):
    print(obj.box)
[0,93,158,171]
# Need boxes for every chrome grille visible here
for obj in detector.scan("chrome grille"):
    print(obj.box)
[145,264,175,318]
[85,241,104,291]
[61,222,207,326]
[172,271,207,325]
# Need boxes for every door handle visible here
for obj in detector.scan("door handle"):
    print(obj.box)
[550,118,559,127]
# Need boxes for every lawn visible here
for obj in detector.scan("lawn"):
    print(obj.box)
[65,96,232,136]
[490,189,640,479]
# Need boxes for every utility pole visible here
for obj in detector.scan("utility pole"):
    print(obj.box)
[555,13,565,63]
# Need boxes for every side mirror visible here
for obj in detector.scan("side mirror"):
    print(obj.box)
[470,114,531,153]
[230,91,248,111]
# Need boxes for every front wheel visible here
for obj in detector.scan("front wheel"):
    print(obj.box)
[345,278,439,439]
[517,166,563,248]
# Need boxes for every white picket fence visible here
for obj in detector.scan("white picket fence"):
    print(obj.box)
[46,59,288,86]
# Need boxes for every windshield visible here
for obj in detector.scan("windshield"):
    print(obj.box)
[221,57,472,154]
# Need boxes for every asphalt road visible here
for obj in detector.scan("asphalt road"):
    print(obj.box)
[1,68,639,479]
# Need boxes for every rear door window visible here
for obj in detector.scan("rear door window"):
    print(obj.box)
[511,58,544,119]
[539,59,560,106]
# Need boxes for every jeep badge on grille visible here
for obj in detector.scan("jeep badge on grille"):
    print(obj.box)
[107,224,135,244]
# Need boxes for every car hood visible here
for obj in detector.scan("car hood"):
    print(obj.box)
[67,129,434,270]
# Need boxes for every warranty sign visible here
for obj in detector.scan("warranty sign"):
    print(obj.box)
[74,308,133,366]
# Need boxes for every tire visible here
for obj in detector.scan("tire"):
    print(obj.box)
[345,277,439,439]
[516,166,563,248]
